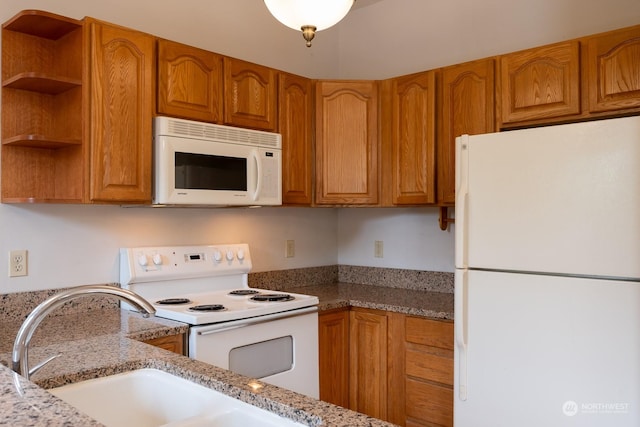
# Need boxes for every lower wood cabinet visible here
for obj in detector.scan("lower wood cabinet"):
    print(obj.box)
[319,308,453,427]
[318,308,350,407]
[349,308,388,419]
[404,316,454,427]
[143,333,185,355]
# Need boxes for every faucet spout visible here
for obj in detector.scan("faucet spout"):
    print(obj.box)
[12,285,155,380]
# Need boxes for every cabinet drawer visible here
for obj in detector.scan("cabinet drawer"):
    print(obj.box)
[406,346,453,386]
[405,316,453,350]
[406,378,453,427]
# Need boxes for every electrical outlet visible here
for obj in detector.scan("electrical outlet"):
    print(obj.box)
[374,240,384,258]
[9,250,28,277]
[285,240,295,258]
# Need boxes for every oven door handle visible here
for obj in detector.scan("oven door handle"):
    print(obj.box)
[196,306,318,336]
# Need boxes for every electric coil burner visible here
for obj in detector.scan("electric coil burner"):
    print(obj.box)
[156,298,191,305]
[250,294,295,302]
[189,304,226,312]
[228,289,260,296]
[119,244,320,398]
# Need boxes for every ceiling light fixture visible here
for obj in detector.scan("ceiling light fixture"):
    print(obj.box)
[264,0,355,47]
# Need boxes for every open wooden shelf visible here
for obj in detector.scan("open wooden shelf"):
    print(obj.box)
[3,72,81,94]
[1,197,84,204]
[2,10,85,204]
[2,9,82,40]
[2,134,82,149]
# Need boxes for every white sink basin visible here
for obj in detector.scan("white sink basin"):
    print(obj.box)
[49,368,306,427]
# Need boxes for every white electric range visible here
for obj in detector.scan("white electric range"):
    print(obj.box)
[119,244,319,398]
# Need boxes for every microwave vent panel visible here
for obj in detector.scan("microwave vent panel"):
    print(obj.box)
[157,117,281,149]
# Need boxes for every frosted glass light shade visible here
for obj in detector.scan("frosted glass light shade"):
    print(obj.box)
[264,0,354,32]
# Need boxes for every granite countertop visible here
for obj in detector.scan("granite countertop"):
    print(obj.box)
[0,307,395,427]
[291,282,454,320]
[0,282,453,426]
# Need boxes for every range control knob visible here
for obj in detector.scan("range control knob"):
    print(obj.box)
[213,250,223,263]
[137,254,149,267]
[226,249,235,261]
[152,253,163,265]
[237,248,245,261]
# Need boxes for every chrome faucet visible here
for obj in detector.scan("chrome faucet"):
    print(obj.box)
[12,285,156,380]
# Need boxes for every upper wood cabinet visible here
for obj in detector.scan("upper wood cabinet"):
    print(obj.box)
[389,71,437,205]
[438,58,495,204]
[584,25,640,114]
[157,39,223,123]
[499,41,581,126]
[315,80,378,205]
[1,10,84,203]
[86,19,155,203]
[279,72,313,205]
[223,57,277,131]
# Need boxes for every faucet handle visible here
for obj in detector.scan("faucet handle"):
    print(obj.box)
[29,354,61,378]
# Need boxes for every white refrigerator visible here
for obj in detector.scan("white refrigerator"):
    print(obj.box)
[454,116,640,427]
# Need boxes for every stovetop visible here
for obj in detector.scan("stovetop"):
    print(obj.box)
[119,244,319,325]
[151,287,318,325]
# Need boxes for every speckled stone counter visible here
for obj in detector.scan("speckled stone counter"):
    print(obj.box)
[0,268,454,427]
[0,307,395,427]
[288,283,454,320]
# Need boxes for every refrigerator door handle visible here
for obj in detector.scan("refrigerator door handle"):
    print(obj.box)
[455,135,469,268]
[455,270,469,401]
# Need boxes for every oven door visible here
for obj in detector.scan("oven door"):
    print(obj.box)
[188,307,319,398]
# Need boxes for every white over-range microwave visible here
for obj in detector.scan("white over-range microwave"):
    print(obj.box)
[153,116,282,206]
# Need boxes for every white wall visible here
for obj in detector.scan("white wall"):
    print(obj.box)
[338,0,640,79]
[0,204,454,293]
[337,208,454,272]
[0,205,338,292]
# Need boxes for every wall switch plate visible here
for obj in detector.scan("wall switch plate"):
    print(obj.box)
[9,250,28,277]
[285,240,295,258]
[374,240,384,258]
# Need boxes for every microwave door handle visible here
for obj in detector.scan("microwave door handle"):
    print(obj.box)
[251,150,262,201]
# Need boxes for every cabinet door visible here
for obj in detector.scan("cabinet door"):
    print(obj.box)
[315,81,378,205]
[349,308,387,419]
[223,57,277,131]
[499,41,580,125]
[157,39,223,123]
[391,71,436,205]
[318,309,350,407]
[439,59,495,204]
[279,72,313,205]
[88,20,154,203]
[585,25,640,113]
[143,333,185,355]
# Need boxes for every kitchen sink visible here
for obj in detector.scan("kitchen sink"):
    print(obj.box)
[49,368,306,427]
